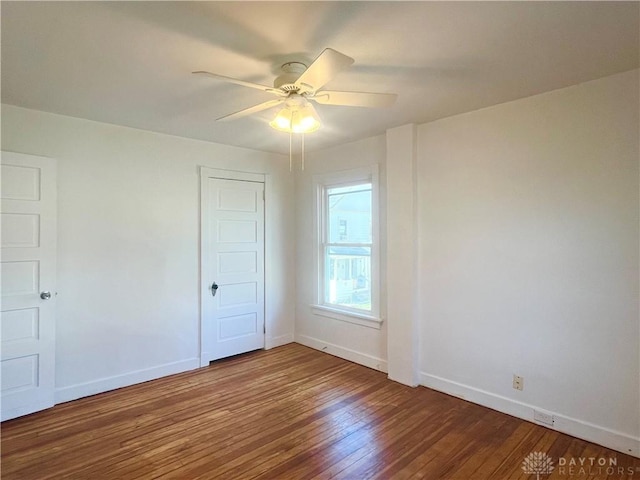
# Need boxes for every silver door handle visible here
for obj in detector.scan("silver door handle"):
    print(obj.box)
[211,283,218,297]
[40,291,52,300]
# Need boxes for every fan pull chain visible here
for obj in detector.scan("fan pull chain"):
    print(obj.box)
[289,131,293,172]
[301,133,305,171]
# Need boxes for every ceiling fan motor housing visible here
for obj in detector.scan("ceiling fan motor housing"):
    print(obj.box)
[273,62,307,92]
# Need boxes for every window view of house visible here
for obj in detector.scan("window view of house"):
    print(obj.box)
[324,183,372,311]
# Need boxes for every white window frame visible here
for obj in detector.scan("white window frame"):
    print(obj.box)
[311,165,383,329]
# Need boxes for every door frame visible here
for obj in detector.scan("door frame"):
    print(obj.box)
[199,167,268,367]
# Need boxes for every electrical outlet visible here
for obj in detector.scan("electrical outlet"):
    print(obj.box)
[513,374,524,391]
[534,410,554,426]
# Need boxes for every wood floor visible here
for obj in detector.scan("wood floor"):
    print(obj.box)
[2,344,638,479]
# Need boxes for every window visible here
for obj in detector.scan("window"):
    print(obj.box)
[312,166,381,328]
[325,183,372,309]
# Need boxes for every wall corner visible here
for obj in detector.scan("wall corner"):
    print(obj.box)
[385,124,420,387]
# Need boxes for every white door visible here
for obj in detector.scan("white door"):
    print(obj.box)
[200,169,265,365]
[1,151,57,421]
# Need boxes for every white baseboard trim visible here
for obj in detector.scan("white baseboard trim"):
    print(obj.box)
[265,333,294,350]
[420,372,639,458]
[295,334,388,374]
[55,358,200,405]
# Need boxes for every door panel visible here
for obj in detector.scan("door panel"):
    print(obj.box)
[219,282,257,307]
[217,220,257,243]
[217,188,257,212]
[219,313,257,340]
[1,164,41,200]
[1,151,56,421]
[2,308,39,342]
[2,214,40,248]
[1,261,40,295]
[200,171,265,364]
[218,251,257,274]
[1,356,38,393]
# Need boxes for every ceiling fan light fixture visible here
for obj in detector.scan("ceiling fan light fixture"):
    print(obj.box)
[269,102,321,134]
[293,104,321,133]
[271,109,293,131]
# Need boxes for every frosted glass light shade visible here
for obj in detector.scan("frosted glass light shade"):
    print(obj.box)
[270,103,321,133]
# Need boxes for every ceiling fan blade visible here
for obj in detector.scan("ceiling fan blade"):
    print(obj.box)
[217,98,284,122]
[294,48,354,93]
[312,90,397,108]
[193,71,284,95]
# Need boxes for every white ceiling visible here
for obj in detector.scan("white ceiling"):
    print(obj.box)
[2,1,638,155]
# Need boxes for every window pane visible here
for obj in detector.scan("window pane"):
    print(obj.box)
[324,246,371,311]
[328,184,372,244]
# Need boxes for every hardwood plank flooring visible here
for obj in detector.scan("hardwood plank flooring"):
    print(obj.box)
[2,344,638,479]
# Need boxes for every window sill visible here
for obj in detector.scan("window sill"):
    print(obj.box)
[310,304,384,330]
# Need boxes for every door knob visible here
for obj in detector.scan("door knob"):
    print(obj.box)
[40,291,52,300]
[211,282,219,297]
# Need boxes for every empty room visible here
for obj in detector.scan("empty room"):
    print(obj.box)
[1,1,639,479]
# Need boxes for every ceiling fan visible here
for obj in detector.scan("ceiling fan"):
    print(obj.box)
[193,48,397,134]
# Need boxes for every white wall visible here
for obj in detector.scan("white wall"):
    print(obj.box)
[293,69,639,456]
[1,105,295,402]
[294,135,388,371]
[418,69,639,455]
